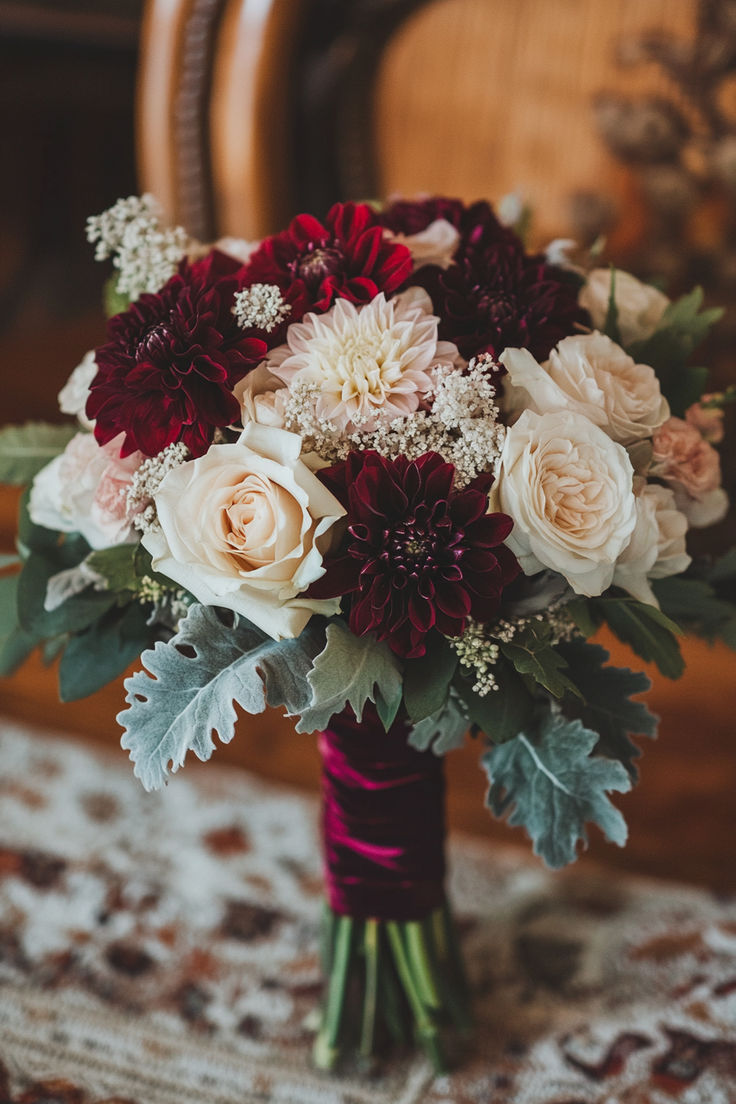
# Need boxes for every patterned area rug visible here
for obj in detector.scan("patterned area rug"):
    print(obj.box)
[0,720,734,1104]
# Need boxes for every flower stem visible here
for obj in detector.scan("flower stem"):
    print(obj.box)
[313,901,471,1073]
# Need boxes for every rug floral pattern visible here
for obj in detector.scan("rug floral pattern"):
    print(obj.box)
[0,721,734,1103]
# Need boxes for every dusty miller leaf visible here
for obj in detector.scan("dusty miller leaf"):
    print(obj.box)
[119,605,325,790]
[408,692,469,755]
[558,640,658,780]
[482,711,631,869]
[295,620,402,734]
[0,422,76,485]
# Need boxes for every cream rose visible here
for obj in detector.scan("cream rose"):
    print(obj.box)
[492,409,637,596]
[579,268,669,346]
[141,424,346,639]
[386,218,460,271]
[29,431,142,549]
[501,333,669,445]
[613,481,690,605]
[234,364,288,429]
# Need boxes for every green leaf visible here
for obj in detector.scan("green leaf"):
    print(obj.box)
[457,659,534,743]
[403,635,458,723]
[482,711,631,868]
[592,596,684,679]
[86,544,140,593]
[59,602,153,701]
[652,576,736,645]
[119,605,326,790]
[0,422,76,486]
[0,553,20,570]
[408,692,469,755]
[17,552,117,638]
[0,573,37,675]
[296,620,403,734]
[603,266,621,344]
[565,598,600,639]
[628,288,722,416]
[558,640,658,779]
[499,620,581,699]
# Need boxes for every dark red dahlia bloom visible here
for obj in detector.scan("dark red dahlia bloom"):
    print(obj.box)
[87,250,267,458]
[416,235,588,364]
[241,202,412,318]
[378,196,467,235]
[310,451,520,659]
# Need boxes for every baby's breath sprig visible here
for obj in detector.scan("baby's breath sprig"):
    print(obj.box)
[86,194,190,301]
[127,442,190,534]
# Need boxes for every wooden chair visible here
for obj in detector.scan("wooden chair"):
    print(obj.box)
[137,0,696,246]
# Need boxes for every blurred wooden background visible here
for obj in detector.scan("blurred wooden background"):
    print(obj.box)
[1,0,734,891]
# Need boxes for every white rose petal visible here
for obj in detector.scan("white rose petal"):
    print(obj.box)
[492,409,637,597]
[613,482,690,605]
[579,268,669,346]
[58,350,98,429]
[674,485,729,529]
[29,431,140,550]
[501,332,669,445]
[234,364,288,429]
[389,218,460,271]
[142,424,346,640]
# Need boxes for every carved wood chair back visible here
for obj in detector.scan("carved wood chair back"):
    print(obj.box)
[137,0,696,245]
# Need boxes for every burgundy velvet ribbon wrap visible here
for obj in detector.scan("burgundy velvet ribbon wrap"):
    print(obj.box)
[320,704,446,921]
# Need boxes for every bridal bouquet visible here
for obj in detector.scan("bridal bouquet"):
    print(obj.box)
[1,194,734,1071]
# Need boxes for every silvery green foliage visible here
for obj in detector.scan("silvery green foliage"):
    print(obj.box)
[119,604,324,790]
[0,422,76,485]
[296,619,403,733]
[408,692,469,755]
[482,711,631,869]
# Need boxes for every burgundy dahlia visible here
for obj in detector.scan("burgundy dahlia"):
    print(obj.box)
[416,231,588,364]
[378,196,467,236]
[241,202,412,319]
[310,451,520,659]
[87,250,267,458]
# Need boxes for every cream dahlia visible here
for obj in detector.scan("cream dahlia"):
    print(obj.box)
[266,287,459,434]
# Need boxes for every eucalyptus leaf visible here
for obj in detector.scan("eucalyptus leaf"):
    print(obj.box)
[482,711,631,869]
[0,422,76,485]
[408,692,469,755]
[17,552,117,638]
[119,605,325,790]
[458,659,534,743]
[296,620,403,734]
[403,634,458,723]
[0,573,36,676]
[86,544,140,593]
[59,602,153,701]
[558,640,658,779]
[0,554,20,570]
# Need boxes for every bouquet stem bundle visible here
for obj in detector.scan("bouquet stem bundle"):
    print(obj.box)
[315,705,470,1071]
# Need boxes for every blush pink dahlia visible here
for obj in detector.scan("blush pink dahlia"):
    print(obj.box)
[87,251,267,458]
[309,450,520,658]
[241,202,412,319]
[267,287,458,433]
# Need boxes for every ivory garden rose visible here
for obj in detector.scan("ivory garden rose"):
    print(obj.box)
[142,424,346,639]
[500,332,669,445]
[579,268,669,346]
[491,408,637,596]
